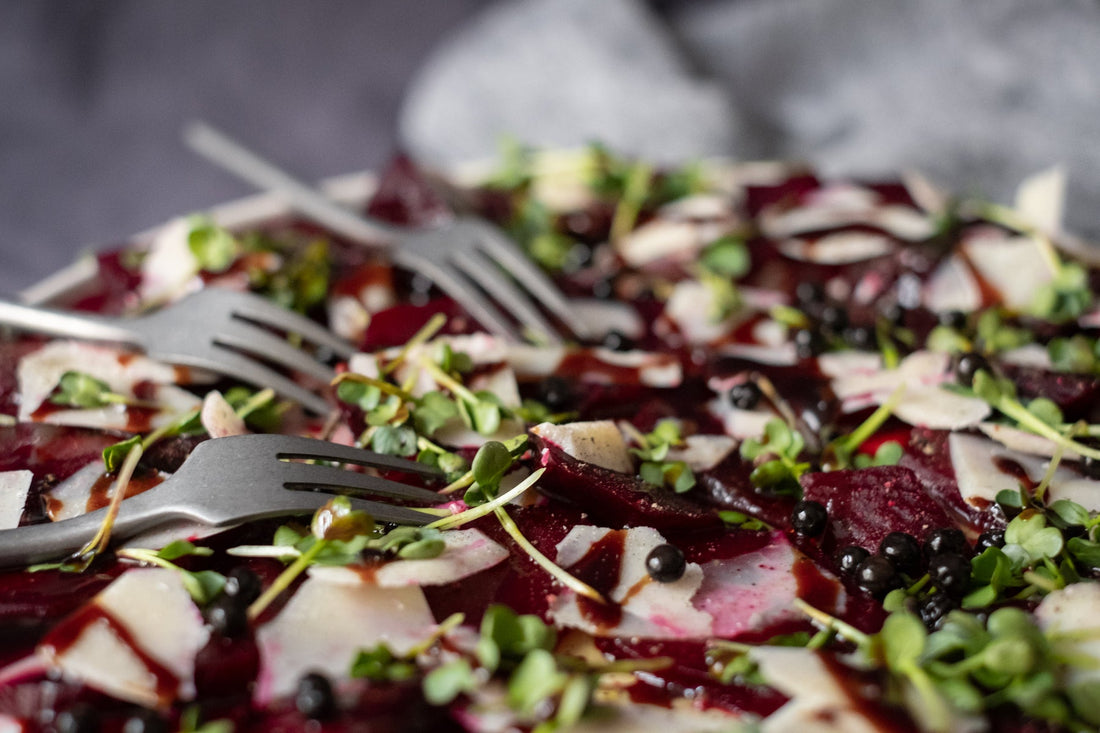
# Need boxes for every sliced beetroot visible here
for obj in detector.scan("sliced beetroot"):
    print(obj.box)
[530,433,723,533]
[900,428,1003,535]
[366,154,451,228]
[362,298,476,350]
[743,175,821,217]
[801,465,958,557]
[598,636,790,718]
[1000,363,1100,420]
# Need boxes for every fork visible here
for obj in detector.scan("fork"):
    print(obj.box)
[183,121,590,345]
[0,288,351,415]
[0,434,440,568]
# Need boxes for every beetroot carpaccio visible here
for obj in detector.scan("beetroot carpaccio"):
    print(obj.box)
[2,148,1100,732]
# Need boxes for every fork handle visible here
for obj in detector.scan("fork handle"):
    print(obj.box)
[0,299,140,346]
[184,121,401,245]
[0,497,175,569]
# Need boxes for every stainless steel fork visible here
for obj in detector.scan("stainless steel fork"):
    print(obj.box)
[184,121,590,345]
[0,288,352,415]
[0,434,440,568]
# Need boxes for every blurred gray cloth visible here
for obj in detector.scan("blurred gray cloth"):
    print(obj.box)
[401,0,1100,233]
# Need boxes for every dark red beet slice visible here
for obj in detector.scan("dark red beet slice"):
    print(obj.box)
[899,428,1003,535]
[366,154,451,228]
[529,434,723,533]
[801,465,957,556]
[1000,363,1100,420]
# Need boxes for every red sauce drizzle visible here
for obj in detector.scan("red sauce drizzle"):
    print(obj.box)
[85,468,165,513]
[41,603,180,706]
[568,529,627,631]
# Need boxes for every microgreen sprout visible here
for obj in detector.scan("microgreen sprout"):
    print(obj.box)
[247,496,374,620]
[625,420,696,493]
[739,418,809,495]
[956,370,1100,462]
[117,541,225,604]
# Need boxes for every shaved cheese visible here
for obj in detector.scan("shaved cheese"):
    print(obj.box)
[664,280,738,344]
[200,390,247,438]
[923,254,982,314]
[948,433,1024,508]
[617,219,708,267]
[1014,166,1066,236]
[569,298,645,340]
[751,647,881,733]
[308,529,509,587]
[551,526,712,639]
[1036,582,1100,688]
[760,183,934,241]
[532,420,633,474]
[950,432,1100,511]
[695,537,806,637]
[17,341,201,430]
[976,422,1076,459]
[327,294,371,342]
[666,434,736,472]
[778,232,894,265]
[962,231,1054,311]
[0,470,32,530]
[830,351,990,430]
[255,578,434,704]
[40,569,209,708]
[138,217,201,303]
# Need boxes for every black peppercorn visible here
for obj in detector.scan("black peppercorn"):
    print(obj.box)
[205,594,248,638]
[728,381,763,410]
[975,530,1006,552]
[224,567,263,605]
[645,544,687,583]
[836,545,870,576]
[854,555,900,597]
[537,376,576,411]
[53,705,98,733]
[878,532,922,577]
[923,528,970,560]
[955,352,991,387]
[791,500,828,537]
[602,330,635,352]
[296,672,337,720]
[927,553,971,597]
[794,328,827,359]
[122,709,168,733]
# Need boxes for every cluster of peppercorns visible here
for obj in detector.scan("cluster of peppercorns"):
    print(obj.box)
[833,527,1005,629]
[791,282,878,358]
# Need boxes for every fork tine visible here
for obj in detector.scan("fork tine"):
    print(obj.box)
[390,249,523,342]
[268,435,441,477]
[449,247,563,346]
[260,491,435,526]
[212,319,336,384]
[277,461,442,503]
[472,222,593,340]
[196,346,333,415]
[218,291,356,360]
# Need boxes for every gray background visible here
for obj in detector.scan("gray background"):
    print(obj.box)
[0,0,498,295]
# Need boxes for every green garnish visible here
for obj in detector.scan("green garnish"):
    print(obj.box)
[117,541,225,605]
[627,419,696,494]
[739,418,809,495]
[247,496,374,619]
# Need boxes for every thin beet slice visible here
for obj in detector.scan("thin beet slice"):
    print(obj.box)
[530,433,723,533]
[801,465,958,557]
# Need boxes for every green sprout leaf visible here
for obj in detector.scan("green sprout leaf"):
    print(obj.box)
[422,659,477,705]
[187,217,240,273]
